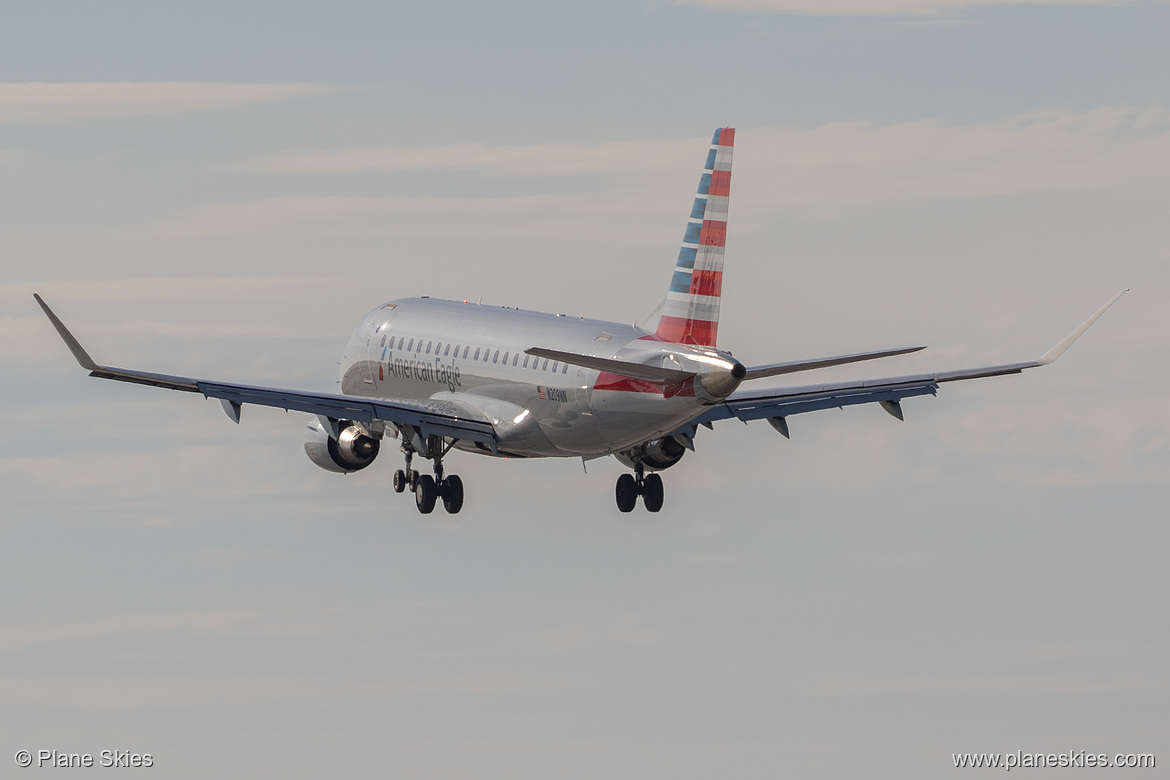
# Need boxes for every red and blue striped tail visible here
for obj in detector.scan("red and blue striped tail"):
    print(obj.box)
[654,127,734,347]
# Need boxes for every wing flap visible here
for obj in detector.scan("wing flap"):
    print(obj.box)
[198,382,496,442]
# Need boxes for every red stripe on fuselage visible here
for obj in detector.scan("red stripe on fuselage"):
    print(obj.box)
[594,372,662,394]
[593,371,695,397]
[654,315,718,347]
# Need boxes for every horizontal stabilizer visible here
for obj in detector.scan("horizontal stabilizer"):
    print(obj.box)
[525,347,695,384]
[743,345,926,381]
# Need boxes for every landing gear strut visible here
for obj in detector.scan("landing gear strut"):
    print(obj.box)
[615,461,664,513]
[394,438,464,514]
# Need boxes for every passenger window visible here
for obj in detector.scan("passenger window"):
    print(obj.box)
[551,361,559,372]
[397,337,404,350]
[542,359,549,371]
[562,363,569,374]
[407,339,414,352]
[523,356,529,368]
[493,350,500,363]
[503,351,509,365]
[483,349,490,362]
[512,353,519,366]
[444,344,450,357]
[380,335,386,347]
[462,346,469,359]
[474,348,481,360]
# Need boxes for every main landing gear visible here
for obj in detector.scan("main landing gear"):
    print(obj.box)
[615,461,664,513]
[392,443,464,514]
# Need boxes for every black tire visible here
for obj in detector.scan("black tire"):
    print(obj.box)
[642,473,664,513]
[414,474,437,514]
[410,470,420,490]
[615,473,638,513]
[441,475,464,514]
[392,469,407,493]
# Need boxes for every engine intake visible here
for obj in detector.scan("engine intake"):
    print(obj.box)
[304,417,381,473]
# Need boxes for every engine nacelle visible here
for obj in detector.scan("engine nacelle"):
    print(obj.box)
[303,417,381,473]
[614,434,688,472]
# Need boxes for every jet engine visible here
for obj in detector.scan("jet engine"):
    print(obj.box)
[614,433,689,472]
[303,417,381,473]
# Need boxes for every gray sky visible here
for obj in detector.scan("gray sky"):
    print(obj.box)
[1,1,1167,777]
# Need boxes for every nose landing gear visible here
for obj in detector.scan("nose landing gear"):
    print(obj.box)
[615,461,664,513]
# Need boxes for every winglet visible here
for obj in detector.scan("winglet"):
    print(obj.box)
[1038,289,1128,365]
[33,293,99,371]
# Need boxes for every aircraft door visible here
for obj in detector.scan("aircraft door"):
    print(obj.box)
[361,320,390,387]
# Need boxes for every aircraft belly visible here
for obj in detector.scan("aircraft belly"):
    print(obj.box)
[589,391,702,451]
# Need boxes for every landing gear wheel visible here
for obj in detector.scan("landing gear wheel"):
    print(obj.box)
[642,473,664,513]
[414,474,437,514]
[440,475,464,514]
[392,469,407,493]
[615,473,638,513]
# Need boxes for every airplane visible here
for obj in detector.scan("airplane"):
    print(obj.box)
[34,127,1126,515]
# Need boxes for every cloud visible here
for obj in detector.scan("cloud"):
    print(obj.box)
[739,104,1170,209]
[0,82,357,123]
[103,194,663,241]
[161,104,1170,242]
[670,0,1156,16]
[245,138,700,177]
[0,275,347,302]
[0,608,331,650]
[247,107,1170,201]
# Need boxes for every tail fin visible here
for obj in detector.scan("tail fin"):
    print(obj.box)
[654,127,734,347]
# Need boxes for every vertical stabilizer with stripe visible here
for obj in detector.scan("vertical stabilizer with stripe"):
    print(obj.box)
[655,127,734,347]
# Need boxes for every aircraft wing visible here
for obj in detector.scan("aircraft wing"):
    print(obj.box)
[33,294,498,445]
[691,290,1128,434]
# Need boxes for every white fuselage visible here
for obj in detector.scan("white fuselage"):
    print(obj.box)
[339,298,740,458]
